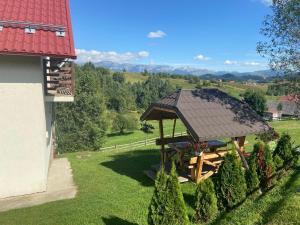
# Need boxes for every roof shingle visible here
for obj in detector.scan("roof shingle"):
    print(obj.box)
[0,0,76,58]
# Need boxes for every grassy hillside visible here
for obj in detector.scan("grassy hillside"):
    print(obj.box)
[0,120,299,225]
[124,72,277,100]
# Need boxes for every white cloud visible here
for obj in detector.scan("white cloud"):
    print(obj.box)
[244,61,261,66]
[147,30,167,38]
[224,60,238,65]
[75,49,150,63]
[194,54,211,61]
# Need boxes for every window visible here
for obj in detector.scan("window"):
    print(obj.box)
[25,27,36,34]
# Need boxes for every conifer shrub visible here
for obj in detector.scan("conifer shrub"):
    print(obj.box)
[164,162,189,225]
[252,142,275,190]
[194,178,218,223]
[215,153,247,210]
[273,154,284,171]
[148,167,168,225]
[245,156,260,194]
[273,133,293,167]
[148,163,189,225]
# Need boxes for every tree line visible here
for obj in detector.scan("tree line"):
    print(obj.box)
[55,63,175,152]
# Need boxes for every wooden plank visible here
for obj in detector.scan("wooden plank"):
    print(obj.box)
[203,150,228,160]
[203,160,218,167]
[189,157,198,165]
[238,136,246,152]
[196,152,205,183]
[198,171,215,182]
[159,119,165,163]
[172,119,177,138]
[232,139,249,170]
[156,135,191,145]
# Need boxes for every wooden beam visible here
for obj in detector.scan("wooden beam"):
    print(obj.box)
[159,119,165,163]
[196,152,205,183]
[203,150,228,160]
[172,119,177,138]
[238,136,246,152]
[232,138,249,171]
[156,135,191,145]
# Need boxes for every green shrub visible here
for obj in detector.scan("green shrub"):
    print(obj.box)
[273,154,284,171]
[148,167,169,225]
[148,163,189,225]
[253,142,275,190]
[112,113,138,134]
[273,133,293,167]
[245,156,260,194]
[215,153,247,210]
[164,162,189,225]
[194,178,218,223]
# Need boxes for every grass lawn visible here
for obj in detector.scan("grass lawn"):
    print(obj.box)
[104,119,187,147]
[0,120,299,225]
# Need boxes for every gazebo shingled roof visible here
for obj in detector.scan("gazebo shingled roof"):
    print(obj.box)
[141,89,270,142]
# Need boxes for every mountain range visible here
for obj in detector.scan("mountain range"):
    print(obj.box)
[94,61,277,78]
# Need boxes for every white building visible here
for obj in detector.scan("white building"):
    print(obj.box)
[0,0,76,198]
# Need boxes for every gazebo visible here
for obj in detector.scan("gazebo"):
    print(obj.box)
[141,89,270,183]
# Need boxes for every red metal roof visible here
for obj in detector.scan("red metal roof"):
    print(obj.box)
[0,0,76,59]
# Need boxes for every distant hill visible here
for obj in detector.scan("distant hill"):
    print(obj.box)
[94,61,277,79]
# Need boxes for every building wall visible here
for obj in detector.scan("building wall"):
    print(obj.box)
[0,55,53,198]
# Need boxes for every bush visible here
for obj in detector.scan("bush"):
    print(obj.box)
[164,162,189,225]
[148,163,189,225]
[215,153,247,210]
[273,133,293,167]
[194,178,218,223]
[245,156,260,194]
[112,113,138,134]
[273,154,284,171]
[148,167,169,225]
[140,122,155,133]
[243,89,267,116]
[253,142,275,190]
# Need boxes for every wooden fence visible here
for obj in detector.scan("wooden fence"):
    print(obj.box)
[99,131,187,152]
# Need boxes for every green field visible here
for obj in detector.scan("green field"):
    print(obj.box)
[0,120,299,225]
[104,119,187,147]
[124,72,278,101]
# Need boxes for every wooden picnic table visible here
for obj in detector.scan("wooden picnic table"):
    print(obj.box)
[168,140,227,169]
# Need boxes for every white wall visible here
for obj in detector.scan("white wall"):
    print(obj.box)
[0,55,52,198]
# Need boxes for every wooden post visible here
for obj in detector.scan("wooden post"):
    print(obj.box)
[196,152,205,183]
[232,137,249,170]
[238,136,246,152]
[159,119,165,164]
[172,119,177,138]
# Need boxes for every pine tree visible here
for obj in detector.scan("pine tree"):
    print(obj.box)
[164,162,189,225]
[273,133,293,167]
[194,178,218,223]
[215,153,247,210]
[263,145,275,189]
[148,163,189,225]
[148,167,169,225]
[252,142,275,190]
[245,156,260,194]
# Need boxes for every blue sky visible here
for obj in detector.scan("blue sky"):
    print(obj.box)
[71,0,273,72]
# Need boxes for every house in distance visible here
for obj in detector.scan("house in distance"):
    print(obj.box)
[0,0,76,198]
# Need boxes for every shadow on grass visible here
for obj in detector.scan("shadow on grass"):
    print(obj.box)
[102,216,138,225]
[107,131,134,138]
[100,148,160,186]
